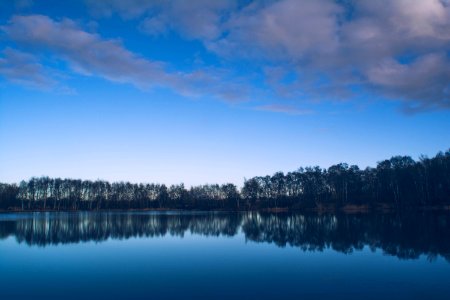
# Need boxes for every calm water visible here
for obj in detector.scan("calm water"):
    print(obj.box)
[1,211,450,299]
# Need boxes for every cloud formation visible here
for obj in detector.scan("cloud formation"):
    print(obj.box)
[1,15,181,89]
[85,0,450,111]
[215,0,450,111]
[2,1,450,112]
[0,47,55,89]
[87,0,236,40]
[0,14,248,101]
[255,104,313,115]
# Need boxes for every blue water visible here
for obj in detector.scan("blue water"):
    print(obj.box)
[1,211,449,299]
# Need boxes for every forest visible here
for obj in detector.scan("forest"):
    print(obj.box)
[0,150,449,211]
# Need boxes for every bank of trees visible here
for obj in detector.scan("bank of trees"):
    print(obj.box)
[0,150,449,211]
[242,151,450,209]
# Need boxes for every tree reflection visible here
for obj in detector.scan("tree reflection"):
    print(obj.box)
[1,212,449,262]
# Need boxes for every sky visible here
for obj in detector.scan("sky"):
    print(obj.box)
[1,0,450,187]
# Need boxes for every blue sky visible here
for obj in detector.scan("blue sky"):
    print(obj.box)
[1,0,450,186]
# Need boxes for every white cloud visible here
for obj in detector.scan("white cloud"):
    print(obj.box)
[83,0,450,111]
[87,0,236,40]
[1,15,249,102]
[5,1,450,112]
[208,0,450,111]
[255,104,313,115]
[0,47,55,89]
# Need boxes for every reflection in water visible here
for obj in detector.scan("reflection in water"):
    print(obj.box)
[1,211,449,262]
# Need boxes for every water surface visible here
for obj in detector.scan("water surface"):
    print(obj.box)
[1,211,450,299]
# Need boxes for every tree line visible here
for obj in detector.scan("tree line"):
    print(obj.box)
[0,150,449,211]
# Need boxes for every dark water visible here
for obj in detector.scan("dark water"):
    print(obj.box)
[1,211,450,299]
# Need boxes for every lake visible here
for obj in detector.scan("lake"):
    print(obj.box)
[1,211,450,299]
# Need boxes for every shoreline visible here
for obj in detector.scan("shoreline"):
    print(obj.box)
[1,204,450,214]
